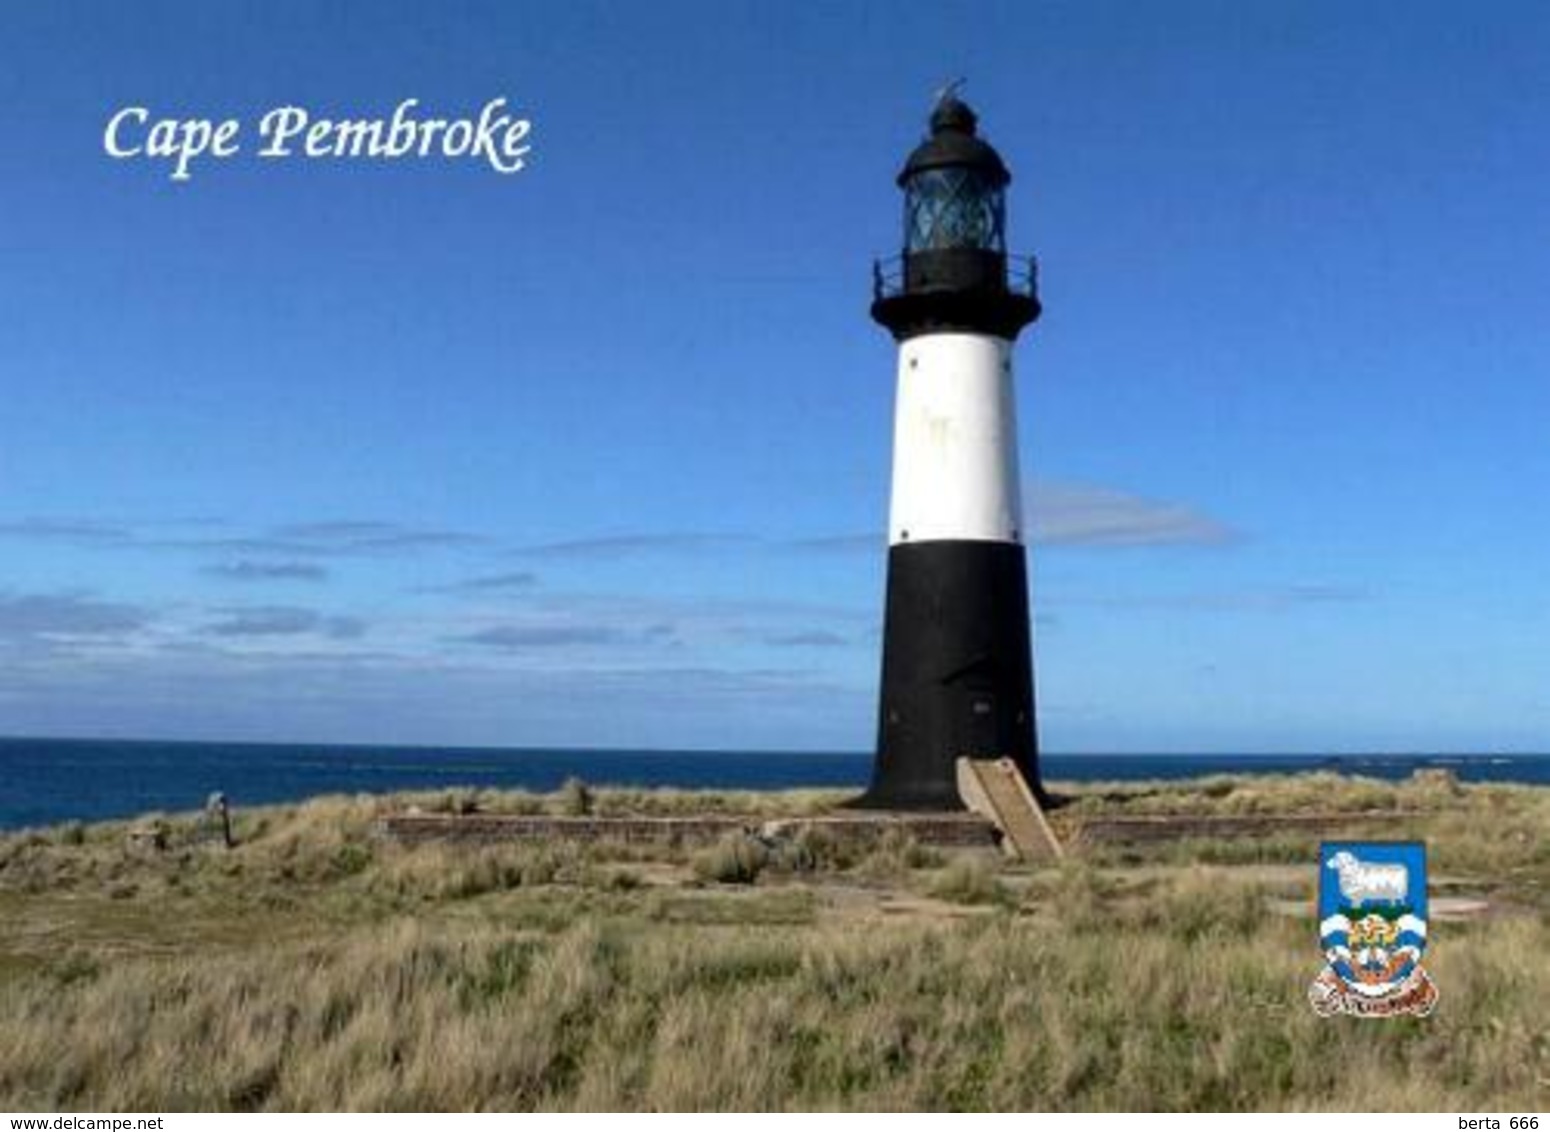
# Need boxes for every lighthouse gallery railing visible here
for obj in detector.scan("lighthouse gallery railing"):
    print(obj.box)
[871,253,1039,303]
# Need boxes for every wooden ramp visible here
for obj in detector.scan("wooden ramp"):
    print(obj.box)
[956,757,1064,862]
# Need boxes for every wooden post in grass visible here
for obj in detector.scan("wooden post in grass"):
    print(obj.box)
[207,791,234,849]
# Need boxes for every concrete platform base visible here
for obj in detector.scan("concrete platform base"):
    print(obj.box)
[1070,810,1428,845]
[378,810,1000,851]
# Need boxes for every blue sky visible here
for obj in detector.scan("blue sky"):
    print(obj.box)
[2,1,1547,753]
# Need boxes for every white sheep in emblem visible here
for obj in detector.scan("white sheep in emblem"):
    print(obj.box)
[1327,850,1408,905]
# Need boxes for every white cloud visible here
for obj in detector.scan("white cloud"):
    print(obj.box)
[1027,480,1237,548]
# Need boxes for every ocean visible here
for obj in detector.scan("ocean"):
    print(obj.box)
[1,736,1546,831]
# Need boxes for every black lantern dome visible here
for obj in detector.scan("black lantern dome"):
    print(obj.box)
[872,93,1040,341]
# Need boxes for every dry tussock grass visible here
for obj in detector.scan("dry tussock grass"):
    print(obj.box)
[0,774,1546,1110]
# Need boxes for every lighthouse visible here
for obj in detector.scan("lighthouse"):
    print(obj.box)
[859,93,1043,810]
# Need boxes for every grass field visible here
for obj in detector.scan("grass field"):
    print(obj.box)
[1,773,1547,1111]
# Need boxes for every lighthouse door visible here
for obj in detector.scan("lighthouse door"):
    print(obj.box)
[966,692,998,756]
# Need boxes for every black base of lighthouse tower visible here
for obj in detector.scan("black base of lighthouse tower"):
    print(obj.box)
[853,93,1045,812]
[861,541,1038,810]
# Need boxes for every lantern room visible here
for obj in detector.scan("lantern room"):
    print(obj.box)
[871,93,1040,342]
[901,98,1008,255]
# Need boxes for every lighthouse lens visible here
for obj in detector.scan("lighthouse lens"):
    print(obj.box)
[904,169,1005,254]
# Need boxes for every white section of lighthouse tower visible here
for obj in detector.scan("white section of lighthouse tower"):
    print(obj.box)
[888,332,1023,546]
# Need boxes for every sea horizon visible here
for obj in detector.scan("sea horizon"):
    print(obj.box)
[3,734,1547,832]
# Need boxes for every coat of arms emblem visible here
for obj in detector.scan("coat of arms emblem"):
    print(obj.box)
[1309,841,1438,1018]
